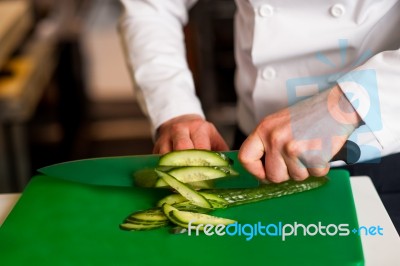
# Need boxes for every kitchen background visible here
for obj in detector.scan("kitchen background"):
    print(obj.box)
[0,0,237,193]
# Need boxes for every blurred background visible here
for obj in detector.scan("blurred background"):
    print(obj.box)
[0,0,237,193]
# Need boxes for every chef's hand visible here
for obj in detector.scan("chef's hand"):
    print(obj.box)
[238,85,362,183]
[153,114,229,154]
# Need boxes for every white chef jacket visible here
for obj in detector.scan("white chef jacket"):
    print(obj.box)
[119,0,400,162]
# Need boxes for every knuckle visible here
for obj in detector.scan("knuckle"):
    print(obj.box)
[170,123,184,133]
[269,131,279,145]
[268,130,285,147]
[285,141,300,158]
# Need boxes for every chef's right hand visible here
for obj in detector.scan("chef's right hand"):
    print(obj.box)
[238,85,361,183]
[153,114,229,154]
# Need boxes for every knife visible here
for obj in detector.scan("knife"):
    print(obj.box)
[37,151,259,188]
[37,140,360,188]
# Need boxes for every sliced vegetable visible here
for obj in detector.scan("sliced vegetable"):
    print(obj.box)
[121,208,170,231]
[125,208,168,222]
[162,203,236,230]
[158,149,232,167]
[133,169,158,188]
[156,194,188,207]
[120,222,169,231]
[155,169,213,209]
[133,166,177,188]
[156,192,228,209]
[154,178,214,190]
[122,149,329,233]
[167,166,234,182]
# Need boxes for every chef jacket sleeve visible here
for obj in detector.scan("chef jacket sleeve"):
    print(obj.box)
[118,0,204,135]
[337,48,400,161]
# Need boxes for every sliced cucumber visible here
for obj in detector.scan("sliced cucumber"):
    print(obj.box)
[121,208,170,231]
[158,149,232,167]
[162,203,236,230]
[167,166,229,182]
[172,202,212,213]
[157,192,228,209]
[185,180,214,189]
[216,166,239,176]
[156,194,187,207]
[134,166,177,188]
[155,169,212,209]
[162,204,188,228]
[154,178,213,190]
[133,169,158,188]
[120,221,168,231]
[126,208,169,222]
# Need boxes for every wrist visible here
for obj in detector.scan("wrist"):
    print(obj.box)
[328,85,362,127]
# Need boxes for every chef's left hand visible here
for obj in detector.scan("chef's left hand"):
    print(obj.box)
[238,85,362,183]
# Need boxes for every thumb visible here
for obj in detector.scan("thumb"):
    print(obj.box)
[238,134,266,179]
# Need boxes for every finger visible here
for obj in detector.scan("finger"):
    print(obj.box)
[264,150,290,183]
[172,126,194,150]
[210,125,229,151]
[153,137,172,154]
[283,142,309,181]
[308,164,330,177]
[238,134,266,180]
[211,135,230,151]
[292,139,330,178]
[283,156,309,181]
[191,124,212,150]
[298,150,330,177]
[298,148,330,176]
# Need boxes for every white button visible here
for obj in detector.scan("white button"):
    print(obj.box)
[330,4,345,18]
[258,5,274,17]
[262,67,276,80]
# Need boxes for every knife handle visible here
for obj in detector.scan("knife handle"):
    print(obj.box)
[331,140,360,165]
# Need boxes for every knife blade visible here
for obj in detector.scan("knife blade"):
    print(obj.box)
[37,151,260,188]
[37,141,359,188]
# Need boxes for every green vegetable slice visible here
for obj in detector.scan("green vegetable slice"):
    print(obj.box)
[158,149,232,166]
[167,166,233,182]
[155,169,213,209]
[154,179,214,190]
[125,208,169,222]
[120,222,169,231]
[157,192,228,209]
[162,203,236,230]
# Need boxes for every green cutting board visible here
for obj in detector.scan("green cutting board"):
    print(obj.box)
[0,153,364,266]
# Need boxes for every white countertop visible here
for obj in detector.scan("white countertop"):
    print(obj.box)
[350,176,400,266]
[0,193,20,225]
[1,176,399,265]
